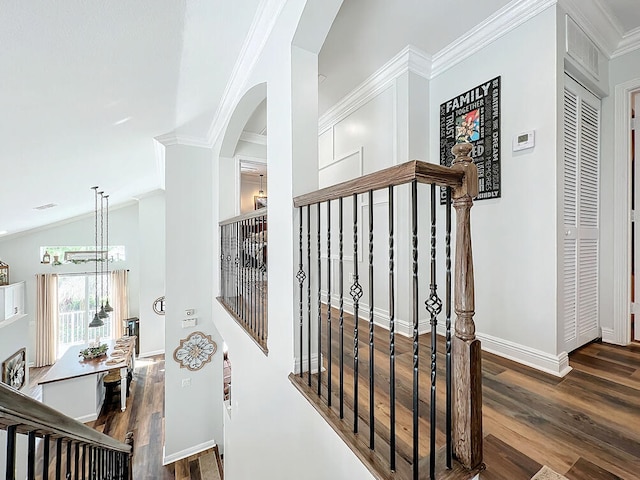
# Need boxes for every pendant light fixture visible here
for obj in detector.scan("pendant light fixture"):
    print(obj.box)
[88,186,104,329]
[103,193,113,313]
[97,192,108,320]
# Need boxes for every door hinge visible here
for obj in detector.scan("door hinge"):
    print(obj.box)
[632,209,636,223]
[632,302,640,314]
[632,118,638,130]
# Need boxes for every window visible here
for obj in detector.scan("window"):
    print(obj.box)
[40,245,126,265]
[57,273,112,358]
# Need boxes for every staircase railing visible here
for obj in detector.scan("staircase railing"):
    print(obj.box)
[289,143,482,479]
[0,381,132,479]
[218,208,268,353]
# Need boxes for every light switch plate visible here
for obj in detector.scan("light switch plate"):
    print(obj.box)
[182,317,197,328]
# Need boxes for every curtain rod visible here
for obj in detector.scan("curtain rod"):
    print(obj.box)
[51,269,130,277]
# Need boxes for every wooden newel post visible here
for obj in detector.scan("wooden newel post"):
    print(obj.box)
[450,142,483,469]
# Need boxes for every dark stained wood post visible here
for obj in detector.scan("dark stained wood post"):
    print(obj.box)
[450,142,483,469]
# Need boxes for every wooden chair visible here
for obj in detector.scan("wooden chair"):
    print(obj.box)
[103,370,122,405]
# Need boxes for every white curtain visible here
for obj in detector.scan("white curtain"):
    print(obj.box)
[35,273,58,367]
[110,269,129,338]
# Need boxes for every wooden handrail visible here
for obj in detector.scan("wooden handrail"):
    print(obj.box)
[219,207,267,226]
[0,381,130,453]
[293,160,463,208]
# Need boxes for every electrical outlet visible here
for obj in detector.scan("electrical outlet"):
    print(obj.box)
[181,378,191,387]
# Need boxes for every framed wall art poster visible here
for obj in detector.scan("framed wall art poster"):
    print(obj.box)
[439,76,501,203]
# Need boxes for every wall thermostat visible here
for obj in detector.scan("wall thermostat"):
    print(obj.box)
[513,130,535,152]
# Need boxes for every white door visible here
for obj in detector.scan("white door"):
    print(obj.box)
[562,76,601,352]
[634,92,640,341]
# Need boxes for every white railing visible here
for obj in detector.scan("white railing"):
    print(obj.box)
[58,310,112,356]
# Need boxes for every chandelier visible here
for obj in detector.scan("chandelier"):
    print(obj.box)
[88,186,111,328]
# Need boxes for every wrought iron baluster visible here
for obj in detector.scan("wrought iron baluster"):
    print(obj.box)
[388,185,396,471]
[351,193,362,434]
[43,435,50,480]
[56,437,63,480]
[66,440,72,480]
[317,202,322,396]
[6,425,16,480]
[326,200,332,406]
[368,189,375,449]
[82,445,86,480]
[27,431,36,480]
[339,197,344,419]
[74,440,79,480]
[250,217,255,334]
[445,186,453,469]
[411,179,419,480]
[307,204,312,386]
[426,183,443,479]
[296,207,305,377]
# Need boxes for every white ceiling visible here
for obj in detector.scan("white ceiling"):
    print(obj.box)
[0,0,259,237]
[1,0,639,238]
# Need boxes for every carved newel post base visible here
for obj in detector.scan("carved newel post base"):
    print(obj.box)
[450,142,483,469]
[452,335,483,468]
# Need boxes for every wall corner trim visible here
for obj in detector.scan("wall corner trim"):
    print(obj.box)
[155,133,211,148]
[476,332,572,377]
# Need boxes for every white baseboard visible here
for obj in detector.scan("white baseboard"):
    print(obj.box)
[163,439,217,465]
[138,349,164,358]
[477,332,572,377]
[76,413,98,423]
[601,327,616,344]
[293,353,324,374]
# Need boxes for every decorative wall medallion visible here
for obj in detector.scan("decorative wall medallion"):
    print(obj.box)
[173,331,217,371]
[153,296,165,315]
[2,348,26,390]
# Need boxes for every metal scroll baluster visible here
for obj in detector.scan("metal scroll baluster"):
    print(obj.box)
[388,185,396,471]
[250,217,255,335]
[307,204,312,386]
[411,179,419,480]
[445,186,453,469]
[43,435,50,480]
[326,200,332,406]
[27,431,35,480]
[339,197,344,419]
[317,202,322,396]
[296,207,305,378]
[56,438,62,480]
[351,193,362,434]
[235,222,240,316]
[368,189,375,449]
[6,425,16,480]
[426,183,443,479]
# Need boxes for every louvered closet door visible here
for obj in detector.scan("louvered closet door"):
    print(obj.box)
[563,76,600,352]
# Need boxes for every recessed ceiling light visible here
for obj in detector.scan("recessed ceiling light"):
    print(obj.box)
[33,203,57,210]
[318,74,327,84]
[0,230,7,236]
[113,117,131,126]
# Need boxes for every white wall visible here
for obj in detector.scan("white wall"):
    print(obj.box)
[0,203,142,364]
[138,191,166,356]
[206,0,375,478]
[429,7,560,364]
[164,144,223,462]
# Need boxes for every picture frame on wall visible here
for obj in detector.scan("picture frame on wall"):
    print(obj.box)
[254,196,267,210]
[2,348,26,390]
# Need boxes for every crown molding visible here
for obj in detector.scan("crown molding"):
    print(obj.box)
[318,45,431,134]
[613,26,640,58]
[239,131,268,145]
[207,0,286,148]
[432,0,557,77]
[154,133,211,148]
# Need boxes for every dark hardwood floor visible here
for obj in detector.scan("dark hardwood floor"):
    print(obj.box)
[28,329,639,479]
[292,308,640,480]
